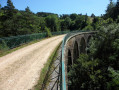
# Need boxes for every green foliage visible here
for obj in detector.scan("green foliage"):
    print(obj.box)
[107,67,119,90]
[91,17,109,30]
[45,15,60,32]
[0,40,9,50]
[60,17,71,30]
[7,0,15,10]
[106,18,113,24]
[104,0,119,20]
[68,54,100,90]
[116,15,119,23]
[0,0,119,89]
[74,15,85,29]
[68,24,119,90]
[0,4,1,10]
[60,14,69,19]
[0,5,46,37]
[70,13,78,21]
[45,27,52,37]
[82,25,94,31]
[106,0,115,14]
[0,0,114,38]
[25,6,31,13]
[91,13,95,17]
[0,0,99,38]
[36,12,58,17]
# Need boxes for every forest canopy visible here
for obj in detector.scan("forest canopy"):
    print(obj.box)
[0,0,119,38]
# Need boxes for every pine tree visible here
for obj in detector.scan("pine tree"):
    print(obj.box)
[106,0,115,13]
[4,0,16,19]
[0,4,1,9]
[116,0,119,7]
[91,13,95,18]
[0,4,1,12]
[25,6,31,13]
[7,0,15,10]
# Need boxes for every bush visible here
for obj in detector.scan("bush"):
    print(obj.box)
[107,67,119,90]
[116,16,119,23]
[45,27,52,37]
[0,40,9,50]
[82,25,94,31]
[105,18,113,24]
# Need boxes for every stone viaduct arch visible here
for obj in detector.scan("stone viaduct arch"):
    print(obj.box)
[80,37,86,54]
[67,49,72,72]
[63,32,94,88]
[73,41,79,63]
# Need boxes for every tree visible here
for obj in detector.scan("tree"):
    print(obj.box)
[45,27,52,37]
[91,13,95,18]
[104,0,119,20]
[45,15,60,32]
[81,13,89,29]
[36,12,57,17]
[60,14,69,19]
[25,6,31,13]
[60,17,71,30]
[82,25,94,31]
[116,0,119,7]
[69,21,75,30]
[116,16,119,23]
[0,4,1,10]
[75,15,85,29]
[68,24,119,90]
[92,17,102,30]
[70,13,78,21]
[4,0,16,18]
[106,0,115,13]
[7,0,15,10]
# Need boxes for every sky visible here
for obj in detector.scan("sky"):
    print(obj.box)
[0,0,117,16]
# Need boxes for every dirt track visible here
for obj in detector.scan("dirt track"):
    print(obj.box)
[0,35,65,90]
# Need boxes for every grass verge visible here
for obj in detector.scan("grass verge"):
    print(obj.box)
[34,42,62,90]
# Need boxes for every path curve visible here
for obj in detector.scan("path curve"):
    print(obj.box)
[0,35,65,90]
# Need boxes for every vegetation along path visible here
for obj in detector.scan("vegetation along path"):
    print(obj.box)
[0,35,65,90]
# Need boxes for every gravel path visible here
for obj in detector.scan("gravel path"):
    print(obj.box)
[0,35,65,90]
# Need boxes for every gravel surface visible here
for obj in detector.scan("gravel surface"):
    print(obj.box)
[0,35,65,90]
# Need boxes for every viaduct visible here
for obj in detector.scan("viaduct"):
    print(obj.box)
[61,31,96,90]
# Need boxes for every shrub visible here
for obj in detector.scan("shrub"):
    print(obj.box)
[45,27,52,37]
[82,25,94,31]
[0,40,9,50]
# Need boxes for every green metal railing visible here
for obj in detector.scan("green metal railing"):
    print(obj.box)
[60,30,84,90]
[61,30,96,90]
[0,31,69,50]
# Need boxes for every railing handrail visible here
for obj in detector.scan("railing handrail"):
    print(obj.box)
[61,30,96,90]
